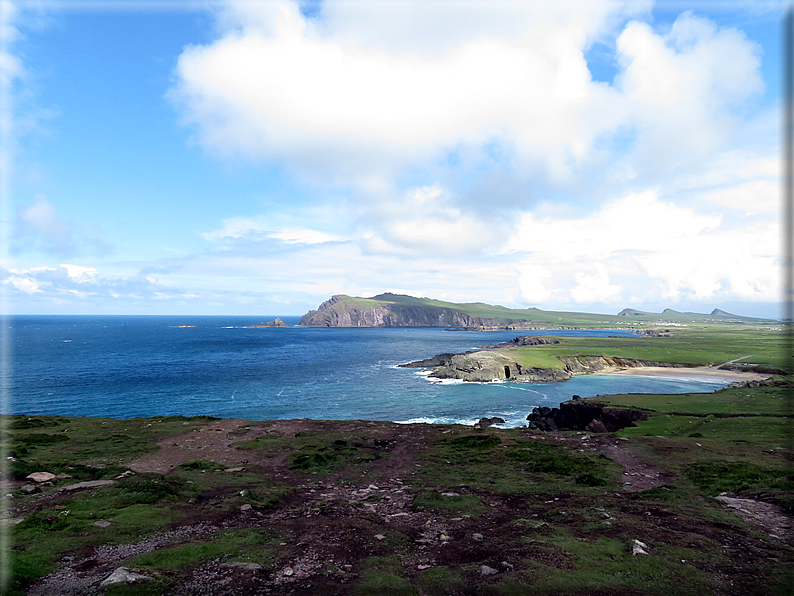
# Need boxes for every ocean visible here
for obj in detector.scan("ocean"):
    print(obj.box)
[10,316,731,427]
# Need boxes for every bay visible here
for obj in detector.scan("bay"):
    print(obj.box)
[10,315,730,427]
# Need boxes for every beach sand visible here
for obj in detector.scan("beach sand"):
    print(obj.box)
[598,365,771,383]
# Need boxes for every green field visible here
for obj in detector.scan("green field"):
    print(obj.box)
[494,324,787,371]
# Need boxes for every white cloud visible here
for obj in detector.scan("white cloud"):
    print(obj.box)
[61,263,98,281]
[505,190,721,258]
[615,13,763,174]
[505,190,778,304]
[516,263,555,304]
[702,179,777,215]
[170,3,763,198]
[360,185,502,258]
[571,264,623,303]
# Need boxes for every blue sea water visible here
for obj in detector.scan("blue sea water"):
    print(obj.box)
[10,316,731,427]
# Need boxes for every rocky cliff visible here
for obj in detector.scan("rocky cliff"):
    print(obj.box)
[525,399,649,432]
[422,351,697,383]
[299,295,537,328]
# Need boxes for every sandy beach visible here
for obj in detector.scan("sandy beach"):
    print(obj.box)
[599,365,771,383]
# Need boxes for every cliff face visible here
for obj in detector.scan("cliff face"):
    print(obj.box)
[426,352,697,383]
[299,295,534,327]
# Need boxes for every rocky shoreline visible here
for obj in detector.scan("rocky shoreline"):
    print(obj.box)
[399,336,698,384]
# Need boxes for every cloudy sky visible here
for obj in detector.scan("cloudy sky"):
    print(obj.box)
[2,0,785,317]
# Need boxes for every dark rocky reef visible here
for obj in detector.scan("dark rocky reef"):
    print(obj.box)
[475,417,505,429]
[398,353,461,368]
[477,336,561,349]
[526,399,649,433]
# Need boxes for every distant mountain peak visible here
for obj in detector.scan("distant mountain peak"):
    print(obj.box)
[662,308,681,314]
[711,308,734,316]
[617,308,645,316]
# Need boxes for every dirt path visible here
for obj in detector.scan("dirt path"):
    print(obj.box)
[555,432,670,492]
[715,495,793,541]
[128,419,266,474]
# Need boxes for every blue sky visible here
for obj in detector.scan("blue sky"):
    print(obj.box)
[3,0,786,317]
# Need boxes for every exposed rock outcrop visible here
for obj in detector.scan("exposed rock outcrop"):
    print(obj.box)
[398,353,460,368]
[425,351,697,383]
[479,336,561,349]
[525,400,649,432]
[428,351,571,383]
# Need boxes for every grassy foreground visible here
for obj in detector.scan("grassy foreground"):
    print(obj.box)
[2,384,792,595]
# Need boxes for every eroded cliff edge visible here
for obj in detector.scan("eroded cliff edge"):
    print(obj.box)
[401,344,696,383]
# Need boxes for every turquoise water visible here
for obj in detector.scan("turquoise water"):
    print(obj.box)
[11,316,729,427]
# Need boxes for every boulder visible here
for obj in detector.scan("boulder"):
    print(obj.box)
[100,567,151,586]
[26,472,56,483]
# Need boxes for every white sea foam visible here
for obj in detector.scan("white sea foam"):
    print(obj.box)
[395,417,480,426]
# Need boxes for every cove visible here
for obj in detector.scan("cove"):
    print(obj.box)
[12,316,732,426]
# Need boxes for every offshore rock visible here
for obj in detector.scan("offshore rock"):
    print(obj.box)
[475,417,506,428]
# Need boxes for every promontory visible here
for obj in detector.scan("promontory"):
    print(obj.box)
[298,293,771,328]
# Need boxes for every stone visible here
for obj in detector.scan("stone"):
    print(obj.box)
[481,565,499,576]
[501,561,514,570]
[26,472,56,483]
[100,567,152,586]
[59,480,114,492]
[93,520,112,528]
[631,539,649,555]
[417,564,432,570]
[439,534,451,541]
[374,534,386,541]
[224,467,244,472]
[20,484,40,494]
[221,562,262,570]
[240,504,252,511]
[440,492,459,497]
[283,567,294,577]
[472,533,484,541]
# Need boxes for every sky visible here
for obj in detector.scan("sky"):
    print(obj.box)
[1,0,787,317]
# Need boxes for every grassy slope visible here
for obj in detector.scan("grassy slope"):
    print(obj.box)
[4,385,792,595]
